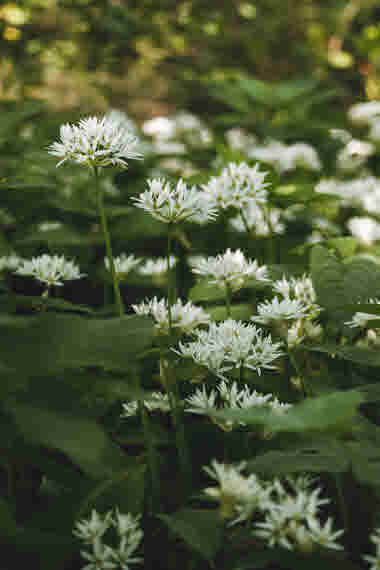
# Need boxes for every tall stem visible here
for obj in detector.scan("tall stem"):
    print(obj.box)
[140,403,160,512]
[93,167,124,316]
[225,283,232,318]
[167,226,174,333]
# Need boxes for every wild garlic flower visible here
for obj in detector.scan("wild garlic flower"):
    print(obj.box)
[203,460,270,520]
[132,296,210,334]
[138,256,176,277]
[254,479,343,553]
[16,254,84,287]
[248,140,321,173]
[347,216,380,246]
[74,508,143,570]
[191,248,269,292]
[0,253,22,273]
[336,139,374,172]
[175,319,283,378]
[252,297,310,325]
[48,115,142,168]
[133,178,217,224]
[201,162,269,210]
[363,528,380,570]
[121,392,170,418]
[104,254,141,277]
[185,380,291,430]
[348,101,380,126]
[230,201,285,236]
[345,299,380,329]
[273,275,316,306]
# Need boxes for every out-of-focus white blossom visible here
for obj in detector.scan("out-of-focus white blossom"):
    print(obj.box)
[336,139,374,172]
[104,254,141,277]
[252,298,310,325]
[225,127,257,151]
[48,115,142,168]
[202,162,269,210]
[0,253,22,272]
[248,139,321,173]
[133,178,217,224]
[132,296,211,334]
[191,248,269,292]
[345,299,380,329]
[121,392,170,418]
[16,254,84,287]
[347,216,380,246]
[229,202,285,236]
[348,101,380,126]
[138,256,176,277]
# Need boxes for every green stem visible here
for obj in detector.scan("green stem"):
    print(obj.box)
[93,167,124,316]
[140,404,161,513]
[288,349,309,398]
[225,283,232,318]
[334,473,349,532]
[262,204,276,264]
[240,208,253,239]
[167,226,174,334]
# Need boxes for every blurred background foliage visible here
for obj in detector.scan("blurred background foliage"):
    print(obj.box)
[1,0,380,118]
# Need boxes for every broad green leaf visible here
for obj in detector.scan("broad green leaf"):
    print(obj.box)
[326,237,359,258]
[237,77,318,107]
[159,508,223,564]
[310,245,347,319]
[206,303,253,321]
[233,549,361,570]
[305,344,380,367]
[0,313,154,374]
[213,391,363,434]
[5,399,130,479]
[189,279,226,302]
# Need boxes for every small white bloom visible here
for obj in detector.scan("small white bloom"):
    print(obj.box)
[252,297,310,325]
[48,115,142,168]
[38,221,63,232]
[307,517,344,550]
[225,127,257,151]
[336,139,374,172]
[230,201,285,236]
[202,162,269,210]
[348,101,380,125]
[120,401,139,418]
[0,253,22,272]
[132,296,210,334]
[369,118,380,143]
[104,254,141,277]
[133,178,217,224]
[345,299,380,329]
[16,254,84,287]
[191,248,269,292]
[121,392,170,418]
[273,275,316,306]
[185,384,218,415]
[81,541,117,570]
[363,528,380,570]
[138,256,176,276]
[347,216,380,246]
[73,509,113,543]
[248,139,321,173]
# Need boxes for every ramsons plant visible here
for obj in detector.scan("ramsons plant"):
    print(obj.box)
[2,102,380,570]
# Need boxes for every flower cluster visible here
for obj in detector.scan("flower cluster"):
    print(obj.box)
[121,392,170,418]
[363,528,380,570]
[229,201,285,237]
[203,461,344,552]
[0,253,22,273]
[175,319,283,378]
[132,296,211,335]
[16,254,84,287]
[104,254,141,278]
[48,115,142,169]
[137,256,176,277]
[73,508,143,570]
[191,248,269,292]
[248,139,321,173]
[185,380,291,431]
[133,178,217,224]
[345,299,380,330]
[201,162,269,210]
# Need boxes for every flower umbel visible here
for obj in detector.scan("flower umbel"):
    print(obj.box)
[16,254,84,287]
[48,115,142,168]
[133,178,217,224]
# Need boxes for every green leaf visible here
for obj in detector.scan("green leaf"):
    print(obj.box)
[5,399,130,479]
[0,313,154,375]
[206,303,253,321]
[233,549,361,570]
[326,237,359,258]
[159,508,223,564]
[247,439,349,476]
[213,391,363,434]
[189,279,226,302]
[305,344,380,367]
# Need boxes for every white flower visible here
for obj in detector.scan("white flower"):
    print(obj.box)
[38,221,63,232]
[252,297,310,325]
[132,296,211,334]
[0,253,22,272]
[230,201,285,236]
[121,392,170,418]
[347,216,380,246]
[348,101,380,125]
[133,178,217,224]
[202,162,269,210]
[336,139,374,172]
[225,127,257,151]
[81,541,117,570]
[345,299,380,329]
[248,139,321,173]
[273,275,316,306]
[363,528,380,570]
[176,319,283,378]
[73,509,113,543]
[191,248,269,292]
[307,517,344,550]
[138,256,176,276]
[104,254,141,277]
[185,384,218,415]
[16,254,84,287]
[48,115,142,168]
[369,118,380,143]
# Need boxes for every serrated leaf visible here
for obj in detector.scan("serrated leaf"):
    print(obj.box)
[159,509,223,564]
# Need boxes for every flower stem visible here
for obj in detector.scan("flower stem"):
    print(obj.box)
[167,226,174,333]
[225,283,232,318]
[93,167,124,316]
[140,403,161,512]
